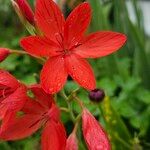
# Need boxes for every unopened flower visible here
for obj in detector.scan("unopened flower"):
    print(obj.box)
[12,0,34,25]
[82,108,111,150]
[89,88,105,103]
[0,70,27,119]
[66,133,78,150]
[0,85,67,150]
[20,0,126,94]
[0,48,10,62]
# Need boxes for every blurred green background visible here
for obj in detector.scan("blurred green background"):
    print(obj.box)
[0,0,150,149]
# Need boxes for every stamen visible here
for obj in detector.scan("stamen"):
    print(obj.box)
[69,43,82,50]
[2,88,7,98]
[55,33,64,48]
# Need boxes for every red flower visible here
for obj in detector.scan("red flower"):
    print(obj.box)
[82,108,111,150]
[0,85,67,150]
[66,133,78,150]
[0,48,10,62]
[20,0,126,94]
[0,70,27,119]
[15,0,34,25]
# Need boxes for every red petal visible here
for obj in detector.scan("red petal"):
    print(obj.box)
[64,2,91,49]
[0,114,42,140]
[0,70,19,89]
[41,56,67,94]
[66,133,78,150]
[29,84,53,109]
[22,97,46,115]
[20,36,61,57]
[82,109,111,150]
[65,54,96,90]
[16,0,34,25]
[35,0,65,43]
[0,86,27,119]
[41,120,66,150]
[0,48,10,62]
[0,112,16,133]
[74,31,127,58]
[48,103,61,122]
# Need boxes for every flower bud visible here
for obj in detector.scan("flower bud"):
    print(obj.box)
[89,88,105,103]
[66,133,78,150]
[82,108,111,150]
[13,0,34,25]
[0,48,10,62]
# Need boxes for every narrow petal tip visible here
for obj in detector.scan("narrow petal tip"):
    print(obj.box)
[0,48,10,62]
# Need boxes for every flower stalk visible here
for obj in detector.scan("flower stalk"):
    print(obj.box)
[60,90,76,123]
[9,49,45,64]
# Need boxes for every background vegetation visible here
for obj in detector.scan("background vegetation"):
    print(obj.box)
[0,0,150,149]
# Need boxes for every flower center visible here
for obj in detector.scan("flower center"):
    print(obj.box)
[64,49,70,55]
[56,49,71,56]
[55,33,82,55]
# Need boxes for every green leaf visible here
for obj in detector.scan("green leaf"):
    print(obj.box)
[100,97,132,149]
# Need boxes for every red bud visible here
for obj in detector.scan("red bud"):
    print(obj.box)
[66,133,78,150]
[15,0,34,25]
[82,108,111,150]
[0,48,10,62]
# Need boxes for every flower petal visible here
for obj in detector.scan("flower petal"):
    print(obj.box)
[0,48,10,62]
[29,84,53,109]
[41,120,66,150]
[65,54,96,90]
[0,86,27,119]
[74,31,127,58]
[82,109,111,150]
[41,56,67,94]
[48,103,61,122]
[64,2,91,49]
[35,0,65,42]
[0,114,42,140]
[16,0,34,25]
[66,133,78,150]
[20,36,61,57]
[22,97,46,115]
[0,70,19,89]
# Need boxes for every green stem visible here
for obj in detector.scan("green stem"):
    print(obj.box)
[10,50,27,55]
[60,107,69,113]
[98,104,105,119]
[60,90,68,101]
[73,114,81,134]
[67,102,76,123]
[68,87,80,101]
[60,90,76,123]
[114,134,132,149]
[73,96,84,109]
[10,49,45,64]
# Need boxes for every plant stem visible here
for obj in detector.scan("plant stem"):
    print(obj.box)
[73,95,84,109]
[10,49,27,55]
[73,114,81,134]
[60,107,69,112]
[60,90,68,101]
[98,104,105,119]
[114,134,132,149]
[60,90,76,123]
[10,49,45,64]
[68,87,80,101]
